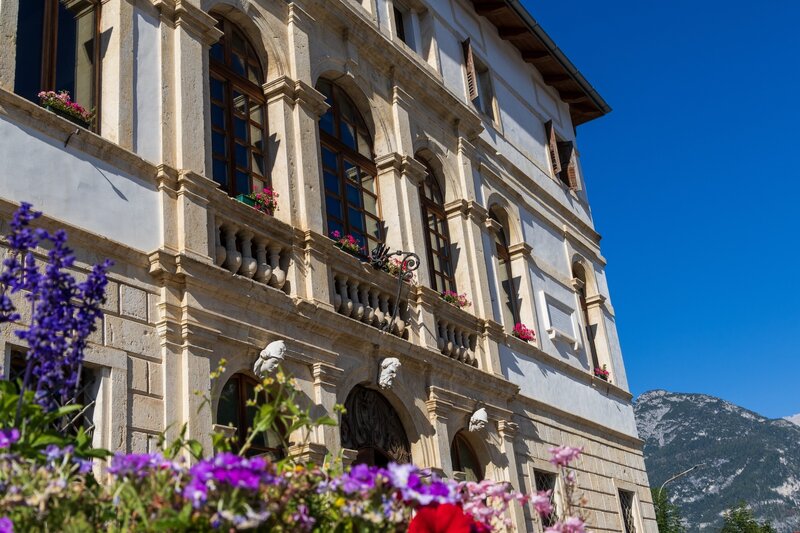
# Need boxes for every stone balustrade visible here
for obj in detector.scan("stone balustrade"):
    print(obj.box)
[210,198,294,295]
[435,317,478,366]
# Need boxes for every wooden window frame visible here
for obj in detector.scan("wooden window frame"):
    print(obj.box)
[573,264,600,370]
[18,0,102,130]
[451,431,483,481]
[209,16,269,198]
[419,161,456,293]
[217,372,284,458]
[318,80,384,255]
[492,212,521,328]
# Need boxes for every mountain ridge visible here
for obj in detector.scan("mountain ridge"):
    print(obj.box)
[634,390,800,531]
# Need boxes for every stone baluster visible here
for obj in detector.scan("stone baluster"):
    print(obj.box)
[268,245,286,290]
[222,225,242,274]
[214,219,226,266]
[350,282,363,320]
[371,291,383,327]
[446,324,455,357]
[360,286,373,324]
[339,276,353,317]
[379,294,390,328]
[333,276,343,312]
[394,301,406,336]
[239,232,257,279]
[437,321,446,352]
[254,240,271,283]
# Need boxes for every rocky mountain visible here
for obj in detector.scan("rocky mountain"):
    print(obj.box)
[785,414,800,427]
[634,390,800,532]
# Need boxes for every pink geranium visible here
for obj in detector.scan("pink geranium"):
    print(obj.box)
[512,323,536,342]
[440,290,471,309]
[330,231,365,255]
[38,90,94,123]
[247,186,279,215]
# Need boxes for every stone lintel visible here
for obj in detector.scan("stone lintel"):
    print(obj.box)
[507,242,532,259]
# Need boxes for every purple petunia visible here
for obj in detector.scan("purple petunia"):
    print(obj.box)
[386,463,458,506]
[0,516,12,533]
[0,429,20,449]
[182,452,276,508]
[107,452,173,479]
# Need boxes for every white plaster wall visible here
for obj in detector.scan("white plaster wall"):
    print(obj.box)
[132,8,162,164]
[0,117,161,252]
[498,342,639,437]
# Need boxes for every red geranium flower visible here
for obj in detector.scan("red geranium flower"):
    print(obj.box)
[409,504,484,533]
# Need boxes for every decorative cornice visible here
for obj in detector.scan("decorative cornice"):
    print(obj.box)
[401,156,427,185]
[484,217,502,235]
[444,199,469,219]
[375,152,403,174]
[294,80,330,117]
[312,362,344,388]
[585,294,607,308]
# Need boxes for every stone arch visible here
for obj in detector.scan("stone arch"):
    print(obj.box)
[446,414,499,481]
[571,253,599,296]
[485,193,523,245]
[340,385,412,465]
[204,0,288,81]
[413,137,462,202]
[312,67,394,158]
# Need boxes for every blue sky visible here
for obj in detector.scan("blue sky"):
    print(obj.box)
[521,0,800,418]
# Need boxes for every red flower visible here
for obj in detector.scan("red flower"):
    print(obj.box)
[409,504,481,533]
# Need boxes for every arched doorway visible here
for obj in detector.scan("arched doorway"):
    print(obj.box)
[216,372,284,458]
[340,385,411,467]
[450,430,483,482]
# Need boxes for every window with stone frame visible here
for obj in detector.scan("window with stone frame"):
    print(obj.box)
[209,15,270,198]
[317,79,384,255]
[462,39,497,122]
[4,348,100,438]
[14,0,101,126]
[573,262,600,371]
[544,120,579,190]
[418,160,456,293]
[618,489,638,533]
[490,209,521,329]
[450,431,483,482]
[533,469,558,528]
[216,372,284,459]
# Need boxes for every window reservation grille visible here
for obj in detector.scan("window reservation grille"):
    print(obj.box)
[533,470,558,528]
[619,489,637,533]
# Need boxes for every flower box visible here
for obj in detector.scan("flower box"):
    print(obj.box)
[593,365,610,381]
[511,323,536,343]
[44,105,90,129]
[235,194,256,208]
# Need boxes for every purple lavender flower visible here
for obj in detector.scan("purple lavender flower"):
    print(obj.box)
[0,203,111,412]
[0,429,20,449]
[0,516,12,533]
[292,504,315,530]
[107,452,172,479]
[182,452,275,508]
[386,463,457,506]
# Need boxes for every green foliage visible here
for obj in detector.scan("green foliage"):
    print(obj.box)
[720,502,777,533]
[651,488,686,533]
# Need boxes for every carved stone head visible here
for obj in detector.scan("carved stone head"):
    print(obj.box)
[254,340,286,378]
[378,357,401,389]
[469,407,488,432]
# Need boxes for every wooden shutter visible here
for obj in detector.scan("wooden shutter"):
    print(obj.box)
[545,121,561,174]
[462,39,478,101]
[557,141,580,190]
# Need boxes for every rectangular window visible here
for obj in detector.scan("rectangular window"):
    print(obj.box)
[533,470,558,528]
[462,39,497,122]
[618,489,638,533]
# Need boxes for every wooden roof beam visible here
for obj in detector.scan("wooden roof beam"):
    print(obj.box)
[542,74,572,84]
[522,50,552,63]
[498,27,528,39]
[474,1,507,15]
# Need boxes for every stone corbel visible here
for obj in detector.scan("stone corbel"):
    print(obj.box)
[465,201,488,225]
[151,0,223,45]
[312,362,344,390]
[507,242,532,260]
[497,419,518,442]
[570,276,585,292]
[263,76,297,106]
[375,152,403,175]
[444,199,470,221]
[585,293,608,311]
[294,80,330,118]
[484,217,502,235]
[401,156,427,185]
[288,442,328,465]
[155,164,180,195]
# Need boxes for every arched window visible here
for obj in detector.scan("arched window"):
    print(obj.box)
[340,385,410,467]
[419,161,456,292]
[216,373,283,458]
[490,209,521,329]
[451,431,483,481]
[14,0,101,120]
[209,16,269,197]
[317,79,383,255]
[573,263,600,370]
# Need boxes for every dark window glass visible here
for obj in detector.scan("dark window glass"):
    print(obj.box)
[317,79,383,254]
[533,470,558,527]
[491,210,521,328]
[14,0,100,125]
[574,263,600,369]
[209,16,269,197]
[216,373,284,459]
[451,431,482,482]
[418,161,456,292]
[394,6,407,44]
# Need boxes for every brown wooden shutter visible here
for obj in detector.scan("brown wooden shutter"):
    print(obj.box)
[545,121,561,175]
[462,39,478,101]
[557,141,579,190]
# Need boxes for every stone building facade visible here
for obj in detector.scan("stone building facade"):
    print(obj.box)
[0,0,656,530]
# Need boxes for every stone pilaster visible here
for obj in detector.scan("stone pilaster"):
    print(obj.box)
[425,387,455,477]
[444,200,492,320]
[497,419,526,531]
[508,242,538,337]
[100,0,136,148]
[311,362,344,454]
[0,0,19,91]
